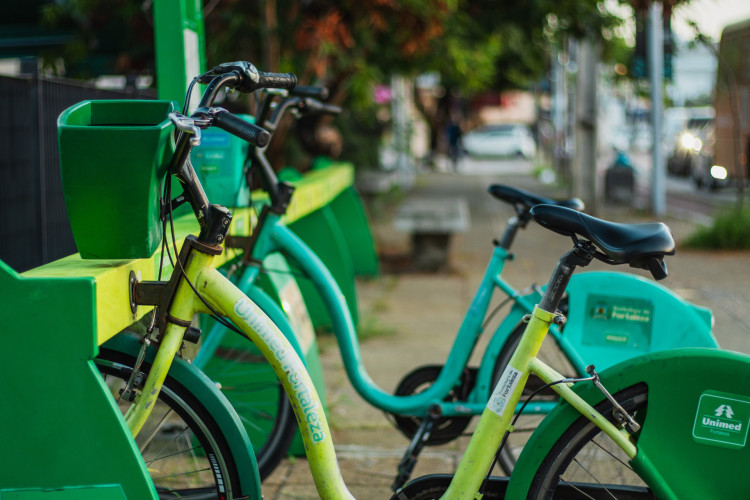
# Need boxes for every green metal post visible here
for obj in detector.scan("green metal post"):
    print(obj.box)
[153,0,206,106]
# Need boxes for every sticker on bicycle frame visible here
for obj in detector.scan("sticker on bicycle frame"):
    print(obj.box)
[692,391,750,450]
[488,366,522,417]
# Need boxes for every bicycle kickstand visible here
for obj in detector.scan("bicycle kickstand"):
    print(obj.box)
[392,405,442,491]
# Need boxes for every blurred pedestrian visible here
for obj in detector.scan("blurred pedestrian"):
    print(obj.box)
[446,120,463,171]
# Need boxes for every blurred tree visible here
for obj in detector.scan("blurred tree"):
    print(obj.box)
[36,0,632,166]
[38,0,154,77]
[204,0,628,166]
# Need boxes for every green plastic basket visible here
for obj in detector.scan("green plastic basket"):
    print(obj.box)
[58,100,176,259]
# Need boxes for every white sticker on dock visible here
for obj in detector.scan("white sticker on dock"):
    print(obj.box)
[488,366,522,417]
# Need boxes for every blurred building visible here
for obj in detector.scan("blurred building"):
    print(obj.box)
[668,37,717,106]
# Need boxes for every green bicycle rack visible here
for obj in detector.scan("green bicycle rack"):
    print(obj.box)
[0,260,154,499]
[0,101,180,498]
[0,100,262,498]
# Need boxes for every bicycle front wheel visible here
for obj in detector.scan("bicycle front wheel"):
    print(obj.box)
[527,383,654,499]
[95,349,243,499]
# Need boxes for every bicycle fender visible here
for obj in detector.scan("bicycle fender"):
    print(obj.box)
[101,334,261,499]
[505,347,750,499]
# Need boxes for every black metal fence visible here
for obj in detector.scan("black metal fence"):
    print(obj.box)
[0,62,155,272]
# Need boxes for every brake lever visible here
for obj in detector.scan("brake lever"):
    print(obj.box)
[169,112,202,146]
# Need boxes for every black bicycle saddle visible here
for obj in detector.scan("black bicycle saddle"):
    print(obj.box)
[530,204,675,280]
[488,184,584,213]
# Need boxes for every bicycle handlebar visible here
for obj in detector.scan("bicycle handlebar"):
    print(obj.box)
[211,108,271,148]
[199,61,297,93]
[301,98,342,116]
[291,85,329,100]
[257,71,297,92]
[166,62,298,247]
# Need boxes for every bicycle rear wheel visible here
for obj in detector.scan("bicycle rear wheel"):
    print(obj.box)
[527,384,654,499]
[95,349,243,499]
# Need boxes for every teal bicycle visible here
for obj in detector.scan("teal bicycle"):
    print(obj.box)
[188,90,718,486]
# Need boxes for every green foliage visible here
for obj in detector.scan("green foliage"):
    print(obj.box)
[334,105,386,170]
[683,206,750,250]
[37,0,630,165]
[39,0,154,77]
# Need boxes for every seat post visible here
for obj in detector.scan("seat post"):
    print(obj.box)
[497,211,531,250]
[538,241,595,313]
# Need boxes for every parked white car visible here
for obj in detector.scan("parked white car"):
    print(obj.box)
[462,123,536,159]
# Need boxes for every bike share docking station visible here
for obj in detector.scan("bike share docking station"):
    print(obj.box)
[1,98,379,498]
[0,0,382,494]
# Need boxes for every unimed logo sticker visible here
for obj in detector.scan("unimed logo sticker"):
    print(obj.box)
[692,391,750,450]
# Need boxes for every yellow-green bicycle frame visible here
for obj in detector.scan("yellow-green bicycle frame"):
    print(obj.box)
[123,239,660,500]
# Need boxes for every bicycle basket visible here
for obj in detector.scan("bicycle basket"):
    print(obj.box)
[58,100,176,259]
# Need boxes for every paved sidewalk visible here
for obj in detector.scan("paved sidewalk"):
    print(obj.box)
[263,163,750,499]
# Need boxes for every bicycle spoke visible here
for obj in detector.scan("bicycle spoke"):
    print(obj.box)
[145,426,195,467]
[139,407,176,454]
[152,466,213,481]
[567,457,619,500]
[589,437,636,472]
[181,426,204,479]
[237,411,275,433]
[557,479,598,500]
[147,442,204,465]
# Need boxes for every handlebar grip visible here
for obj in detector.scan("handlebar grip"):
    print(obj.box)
[258,72,297,90]
[304,99,342,116]
[212,110,270,148]
[291,85,329,100]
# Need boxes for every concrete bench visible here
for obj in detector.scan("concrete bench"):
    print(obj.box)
[394,197,470,271]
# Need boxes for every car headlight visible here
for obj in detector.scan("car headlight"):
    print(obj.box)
[679,132,702,152]
[710,165,727,180]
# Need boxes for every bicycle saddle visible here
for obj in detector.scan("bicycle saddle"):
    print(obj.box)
[488,184,584,212]
[530,204,675,280]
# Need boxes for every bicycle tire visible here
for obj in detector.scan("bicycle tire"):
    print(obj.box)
[95,349,243,499]
[390,365,475,445]
[527,383,654,499]
[198,334,298,480]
